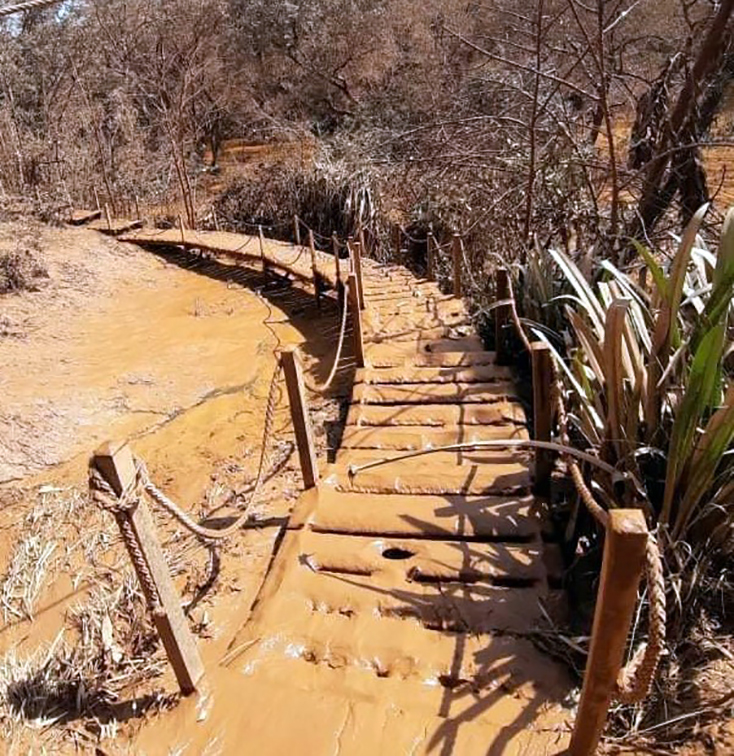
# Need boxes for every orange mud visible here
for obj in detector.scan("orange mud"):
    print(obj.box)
[0,220,350,753]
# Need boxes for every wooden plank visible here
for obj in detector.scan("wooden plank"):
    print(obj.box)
[346,401,526,427]
[570,510,648,756]
[340,424,528,450]
[352,381,518,405]
[355,364,514,384]
[289,488,540,539]
[91,441,204,695]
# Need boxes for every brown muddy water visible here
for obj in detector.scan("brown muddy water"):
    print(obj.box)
[0,221,351,753]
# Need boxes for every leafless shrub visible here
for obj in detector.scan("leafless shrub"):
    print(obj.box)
[0,249,48,294]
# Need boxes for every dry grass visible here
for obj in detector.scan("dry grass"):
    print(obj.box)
[0,247,49,295]
[0,487,176,750]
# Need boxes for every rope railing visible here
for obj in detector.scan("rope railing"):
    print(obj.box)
[90,360,283,542]
[303,281,351,394]
[502,271,666,706]
[0,0,64,17]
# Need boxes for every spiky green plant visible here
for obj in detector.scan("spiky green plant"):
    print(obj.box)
[525,205,733,544]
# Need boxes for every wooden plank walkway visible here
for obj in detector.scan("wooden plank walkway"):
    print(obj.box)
[82,215,573,753]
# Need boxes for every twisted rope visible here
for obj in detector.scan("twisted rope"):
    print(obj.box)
[0,0,63,16]
[304,281,351,393]
[89,361,283,542]
[88,462,163,613]
[502,273,666,705]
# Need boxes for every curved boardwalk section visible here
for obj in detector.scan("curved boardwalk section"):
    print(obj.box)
[118,228,572,754]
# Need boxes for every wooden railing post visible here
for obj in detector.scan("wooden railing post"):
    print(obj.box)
[308,229,321,308]
[348,272,365,368]
[570,510,648,755]
[91,441,204,695]
[530,342,553,496]
[426,231,436,280]
[178,214,186,244]
[452,233,463,298]
[332,233,341,285]
[495,267,511,365]
[104,202,112,231]
[293,215,301,248]
[281,347,319,489]
[350,240,365,310]
[258,225,268,272]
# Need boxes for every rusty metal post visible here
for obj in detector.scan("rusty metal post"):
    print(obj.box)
[348,272,365,368]
[104,203,112,231]
[281,348,319,489]
[531,342,553,496]
[293,215,301,248]
[350,240,365,311]
[570,511,648,756]
[426,231,436,280]
[452,234,463,298]
[495,268,511,365]
[91,441,204,695]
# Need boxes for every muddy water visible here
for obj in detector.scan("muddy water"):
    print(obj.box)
[0,227,352,752]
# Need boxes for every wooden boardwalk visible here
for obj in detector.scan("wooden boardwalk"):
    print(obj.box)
[215,263,572,755]
[83,216,573,754]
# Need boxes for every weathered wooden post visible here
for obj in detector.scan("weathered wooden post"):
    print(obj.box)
[90,441,204,695]
[134,194,141,221]
[280,348,319,489]
[93,186,101,212]
[570,510,648,756]
[332,233,341,285]
[348,272,365,368]
[104,203,112,232]
[495,268,511,365]
[426,231,436,280]
[178,214,186,244]
[452,234,463,298]
[258,225,268,272]
[293,215,301,248]
[350,240,365,310]
[530,342,553,496]
[308,229,321,308]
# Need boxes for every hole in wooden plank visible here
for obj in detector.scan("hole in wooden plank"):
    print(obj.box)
[382,546,415,560]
